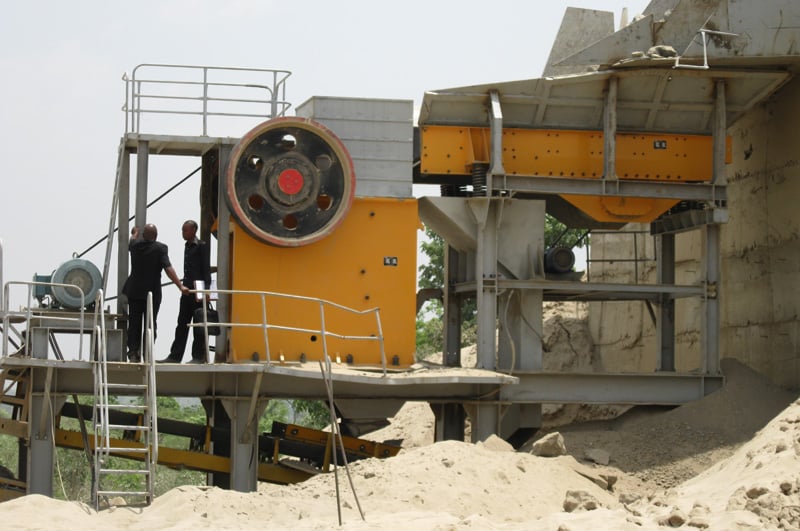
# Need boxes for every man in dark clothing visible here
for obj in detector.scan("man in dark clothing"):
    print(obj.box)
[159,220,212,364]
[124,224,187,363]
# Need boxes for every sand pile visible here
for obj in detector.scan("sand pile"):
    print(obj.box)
[3,301,800,529]
[3,357,798,529]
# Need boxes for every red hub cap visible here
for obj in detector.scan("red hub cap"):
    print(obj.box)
[278,168,304,195]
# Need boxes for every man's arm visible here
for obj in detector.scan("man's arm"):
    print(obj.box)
[165,265,190,295]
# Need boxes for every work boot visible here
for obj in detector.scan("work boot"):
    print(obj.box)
[127,350,141,363]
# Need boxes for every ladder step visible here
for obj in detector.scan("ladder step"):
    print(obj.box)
[101,446,150,454]
[99,468,150,475]
[107,424,150,431]
[104,383,147,391]
[0,397,26,406]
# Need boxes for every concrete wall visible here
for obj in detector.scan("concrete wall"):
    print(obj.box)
[588,76,800,389]
[720,75,800,388]
[587,227,703,373]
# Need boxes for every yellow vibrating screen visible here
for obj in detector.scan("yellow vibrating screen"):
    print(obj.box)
[223,117,417,367]
[420,125,731,223]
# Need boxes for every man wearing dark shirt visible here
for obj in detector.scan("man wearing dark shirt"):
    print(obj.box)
[160,220,212,364]
[124,224,187,363]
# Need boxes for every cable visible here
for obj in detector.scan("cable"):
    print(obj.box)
[77,166,202,258]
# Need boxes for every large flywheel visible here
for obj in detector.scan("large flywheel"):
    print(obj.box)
[226,117,356,247]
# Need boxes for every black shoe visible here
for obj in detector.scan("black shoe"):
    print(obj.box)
[187,358,206,364]
[157,356,181,363]
[128,351,142,363]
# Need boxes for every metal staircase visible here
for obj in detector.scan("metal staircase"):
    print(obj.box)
[0,366,30,500]
[92,291,158,509]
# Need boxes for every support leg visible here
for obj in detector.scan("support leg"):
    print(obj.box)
[657,233,676,371]
[28,393,54,496]
[703,225,721,374]
[220,397,267,492]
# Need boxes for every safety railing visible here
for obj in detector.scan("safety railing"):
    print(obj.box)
[144,291,159,469]
[191,289,389,375]
[123,63,292,136]
[2,281,87,360]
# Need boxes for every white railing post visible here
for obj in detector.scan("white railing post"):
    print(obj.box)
[260,293,270,364]
[189,288,387,367]
[318,300,329,363]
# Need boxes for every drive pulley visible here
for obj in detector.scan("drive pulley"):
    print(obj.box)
[225,117,356,247]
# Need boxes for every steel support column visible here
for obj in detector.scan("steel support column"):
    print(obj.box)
[220,397,267,493]
[657,233,676,371]
[603,76,618,181]
[466,403,499,443]
[469,198,499,441]
[713,80,727,186]
[703,79,726,375]
[432,403,465,442]
[28,393,55,496]
[703,225,720,374]
[117,149,131,317]
[487,90,505,195]
[443,245,463,367]
[135,140,149,228]
[436,245,467,440]
[470,199,498,371]
[216,145,232,362]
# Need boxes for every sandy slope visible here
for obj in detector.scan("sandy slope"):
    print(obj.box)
[3,356,798,530]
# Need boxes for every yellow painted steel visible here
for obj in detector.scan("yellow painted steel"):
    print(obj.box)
[420,125,730,223]
[55,429,312,485]
[280,422,401,460]
[560,195,682,223]
[229,197,418,367]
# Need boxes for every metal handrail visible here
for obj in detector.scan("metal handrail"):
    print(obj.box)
[123,63,292,136]
[144,292,159,474]
[2,281,86,360]
[191,289,389,375]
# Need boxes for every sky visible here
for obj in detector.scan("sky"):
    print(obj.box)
[0,0,649,358]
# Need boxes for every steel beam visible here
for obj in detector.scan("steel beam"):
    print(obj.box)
[502,371,724,404]
[8,359,725,407]
[650,208,729,235]
[452,278,704,300]
[499,174,726,202]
